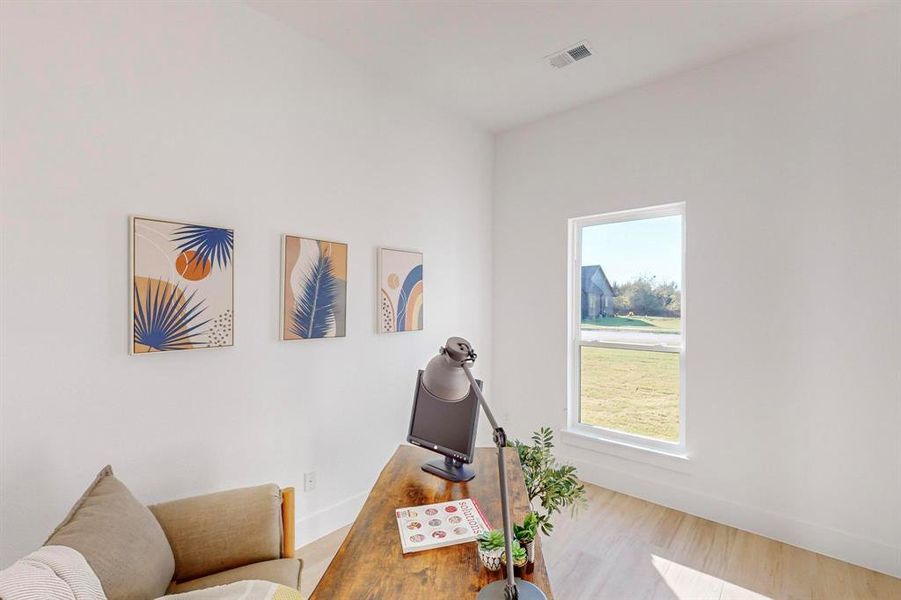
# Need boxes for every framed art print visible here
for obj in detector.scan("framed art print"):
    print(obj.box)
[281,235,347,340]
[130,216,234,354]
[378,248,423,333]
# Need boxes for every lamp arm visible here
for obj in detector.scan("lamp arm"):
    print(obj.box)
[461,363,518,600]
[461,362,499,432]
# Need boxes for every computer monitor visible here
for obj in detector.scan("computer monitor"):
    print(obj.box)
[407,369,482,482]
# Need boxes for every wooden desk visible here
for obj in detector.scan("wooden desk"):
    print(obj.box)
[310,445,554,599]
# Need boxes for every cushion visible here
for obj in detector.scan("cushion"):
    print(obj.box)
[45,465,175,600]
[165,559,302,594]
[149,484,282,582]
[0,545,105,600]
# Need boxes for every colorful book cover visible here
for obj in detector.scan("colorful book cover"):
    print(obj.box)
[395,498,492,554]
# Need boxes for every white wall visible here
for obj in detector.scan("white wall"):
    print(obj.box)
[494,8,900,577]
[0,1,494,564]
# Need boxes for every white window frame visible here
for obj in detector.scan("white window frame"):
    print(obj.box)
[566,202,687,458]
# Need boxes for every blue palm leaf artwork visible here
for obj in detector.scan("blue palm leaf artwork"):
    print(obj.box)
[134,278,211,351]
[290,252,337,339]
[171,225,234,270]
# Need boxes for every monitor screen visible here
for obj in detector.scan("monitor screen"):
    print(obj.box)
[407,371,481,462]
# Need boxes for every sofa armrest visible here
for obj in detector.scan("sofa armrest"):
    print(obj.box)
[149,484,284,583]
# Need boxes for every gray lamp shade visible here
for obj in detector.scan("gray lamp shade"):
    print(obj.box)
[421,338,473,402]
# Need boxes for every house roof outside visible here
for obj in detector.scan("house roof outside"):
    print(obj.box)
[581,264,614,296]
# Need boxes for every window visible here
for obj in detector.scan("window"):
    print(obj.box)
[567,203,685,455]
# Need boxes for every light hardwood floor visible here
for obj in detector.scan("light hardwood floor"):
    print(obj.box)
[298,522,351,598]
[297,482,900,599]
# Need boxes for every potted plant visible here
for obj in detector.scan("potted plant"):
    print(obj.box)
[476,529,505,571]
[509,427,587,537]
[500,538,527,572]
[513,511,539,564]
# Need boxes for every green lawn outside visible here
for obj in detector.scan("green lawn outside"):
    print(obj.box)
[580,346,679,441]
[581,315,681,333]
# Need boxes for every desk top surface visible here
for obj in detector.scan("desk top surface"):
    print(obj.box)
[310,445,554,600]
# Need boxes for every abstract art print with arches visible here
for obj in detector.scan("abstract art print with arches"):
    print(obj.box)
[281,235,348,340]
[378,248,423,334]
[130,216,234,354]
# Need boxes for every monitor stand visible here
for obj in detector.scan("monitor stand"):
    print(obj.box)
[422,456,475,482]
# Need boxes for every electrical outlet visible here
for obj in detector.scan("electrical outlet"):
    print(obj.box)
[303,471,316,492]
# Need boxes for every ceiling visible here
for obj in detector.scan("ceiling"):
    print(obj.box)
[248,1,883,132]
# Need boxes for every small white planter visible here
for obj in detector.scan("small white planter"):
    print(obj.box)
[522,539,535,564]
[478,547,503,571]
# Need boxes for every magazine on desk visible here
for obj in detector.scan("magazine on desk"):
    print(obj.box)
[395,498,492,554]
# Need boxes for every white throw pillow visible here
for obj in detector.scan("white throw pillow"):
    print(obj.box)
[0,545,106,600]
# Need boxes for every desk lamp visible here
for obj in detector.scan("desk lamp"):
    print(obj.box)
[420,337,547,600]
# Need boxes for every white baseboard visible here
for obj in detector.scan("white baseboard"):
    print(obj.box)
[561,453,901,578]
[295,490,369,547]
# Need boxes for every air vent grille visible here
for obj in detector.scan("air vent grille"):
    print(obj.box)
[567,44,592,61]
[548,41,593,69]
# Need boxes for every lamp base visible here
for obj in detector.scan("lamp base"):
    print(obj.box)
[421,457,475,482]
[476,579,547,600]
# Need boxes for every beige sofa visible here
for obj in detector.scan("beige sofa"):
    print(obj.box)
[150,484,300,594]
[40,466,302,599]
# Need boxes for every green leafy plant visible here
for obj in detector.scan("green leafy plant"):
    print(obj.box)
[476,529,505,552]
[501,539,527,566]
[509,427,587,536]
[513,511,539,544]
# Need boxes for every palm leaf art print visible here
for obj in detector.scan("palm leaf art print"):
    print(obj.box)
[290,251,337,339]
[134,278,211,351]
[171,225,234,270]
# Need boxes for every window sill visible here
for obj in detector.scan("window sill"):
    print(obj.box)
[559,428,691,473]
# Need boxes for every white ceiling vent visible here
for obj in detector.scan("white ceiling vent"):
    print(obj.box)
[547,41,593,69]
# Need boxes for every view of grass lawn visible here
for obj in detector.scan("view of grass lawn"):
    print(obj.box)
[581,315,681,333]
[580,346,679,441]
